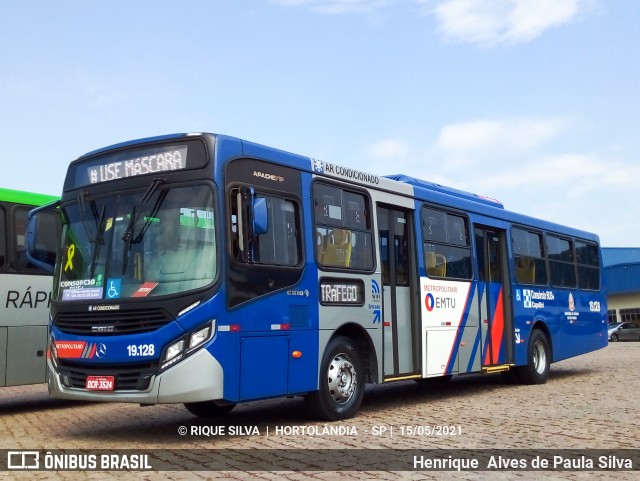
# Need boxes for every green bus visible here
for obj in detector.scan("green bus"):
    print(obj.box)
[0,188,58,387]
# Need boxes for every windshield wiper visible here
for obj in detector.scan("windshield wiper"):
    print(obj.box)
[77,190,100,243]
[77,191,106,278]
[88,205,107,279]
[121,177,165,274]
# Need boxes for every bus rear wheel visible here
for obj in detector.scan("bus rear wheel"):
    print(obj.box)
[516,329,550,384]
[305,336,365,421]
[184,401,235,418]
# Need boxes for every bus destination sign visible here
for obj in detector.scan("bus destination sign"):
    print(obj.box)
[85,146,188,185]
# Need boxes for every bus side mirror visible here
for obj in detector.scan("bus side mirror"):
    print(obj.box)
[252,197,268,236]
[26,201,60,273]
[233,186,269,263]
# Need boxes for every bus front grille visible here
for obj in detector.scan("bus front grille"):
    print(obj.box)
[53,309,171,336]
[56,359,158,391]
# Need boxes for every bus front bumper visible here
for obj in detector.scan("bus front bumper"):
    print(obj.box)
[47,348,225,404]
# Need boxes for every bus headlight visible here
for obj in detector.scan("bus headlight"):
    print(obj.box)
[189,323,213,349]
[165,339,186,363]
[160,320,215,372]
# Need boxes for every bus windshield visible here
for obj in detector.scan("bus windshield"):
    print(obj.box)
[55,183,216,301]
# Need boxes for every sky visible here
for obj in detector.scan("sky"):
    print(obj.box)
[1,0,638,247]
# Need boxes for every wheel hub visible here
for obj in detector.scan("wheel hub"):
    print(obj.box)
[533,340,547,375]
[327,354,357,404]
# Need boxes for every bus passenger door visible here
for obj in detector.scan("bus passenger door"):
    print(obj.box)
[474,226,513,367]
[377,205,420,379]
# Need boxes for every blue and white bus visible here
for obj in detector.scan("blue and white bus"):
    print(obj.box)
[30,133,607,420]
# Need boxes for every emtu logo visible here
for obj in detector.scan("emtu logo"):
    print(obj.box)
[425,293,456,312]
[425,293,435,312]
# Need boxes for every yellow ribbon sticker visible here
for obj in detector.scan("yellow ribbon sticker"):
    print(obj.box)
[64,244,75,271]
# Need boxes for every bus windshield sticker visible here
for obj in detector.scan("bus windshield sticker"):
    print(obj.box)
[64,244,75,272]
[105,279,121,299]
[61,288,103,301]
[132,282,158,297]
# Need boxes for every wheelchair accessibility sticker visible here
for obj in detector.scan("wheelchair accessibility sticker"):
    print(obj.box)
[106,279,121,299]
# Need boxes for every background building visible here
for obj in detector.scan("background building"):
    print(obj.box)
[602,248,640,324]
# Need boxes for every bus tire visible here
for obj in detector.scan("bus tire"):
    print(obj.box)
[516,329,550,384]
[184,401,235,418]
[305,336,365,421]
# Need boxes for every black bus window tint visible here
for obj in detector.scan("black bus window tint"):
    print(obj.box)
[576,240,600,290]
[314,184,373,271]
[576,241,599,266]
[350,231,374,270]
[512,228,547,285]
[547,235,577,288]
[422,207,471,280]
[422,208,447,277]
[343,191,367,230]
[0,207,6,268]
[378,206,390,284]
[229,188,241,261]
[314,184,343,227]
[447,215,468,246]
[13,207,37,271]
[444,245,472,279]
[253,195,300,267]
[422,208,447,243]
[28,209,59,271]
[343,191,373,270]
[393,211,409,287]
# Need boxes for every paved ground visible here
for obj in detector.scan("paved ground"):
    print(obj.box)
[1,342,638,480]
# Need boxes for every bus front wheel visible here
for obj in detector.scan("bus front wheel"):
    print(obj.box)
[305,336,365,421]
[516,329,550,384]
[184,401,235,418]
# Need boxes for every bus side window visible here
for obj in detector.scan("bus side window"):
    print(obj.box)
[511,228,547,285]
[547,235,577,288]
[0,206,6,268]
[313,183,373,271]
[15,206,58,272]
[576,240,600,290]
[229,187,301,267]
[421,207,472,280]
[254,196,299,266]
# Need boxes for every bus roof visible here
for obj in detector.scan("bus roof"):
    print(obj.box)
[394,175,599,242]
[69,132,599,243]
[386,174,504,209]
[0,187,58,207]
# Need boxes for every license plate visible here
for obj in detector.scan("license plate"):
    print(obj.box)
[85,375,115,391]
